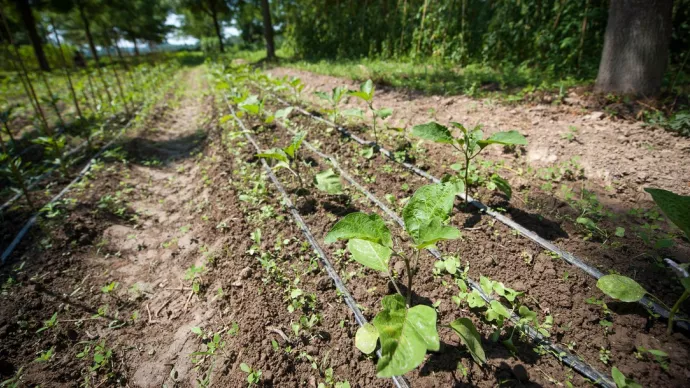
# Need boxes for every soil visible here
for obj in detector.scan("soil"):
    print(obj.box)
[1,63,689,388]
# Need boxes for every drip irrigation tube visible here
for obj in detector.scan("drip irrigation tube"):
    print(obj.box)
[267,113,615,387]
[1,114,123,214]
[1,111,141,264]
[225,98,410,388]
[259,85,689,332]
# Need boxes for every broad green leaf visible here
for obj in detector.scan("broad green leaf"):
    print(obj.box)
[373,295,439,377]
[645,188,690,239]
[332,86,348,103]
[402,183,458,245]
[240,363,251,373]
[355,323,379,354]
[347,239,392,272]
[450,318,486,365]
[325,212,392,247]
[615,227,626,237]
[597,275,647,302]
[415,218,460,249]
[485,301,510,323]
[479,276,494,296]
[467,290,486,308]
[412,122,454,144]
[490,174,512,199]
[314,169,343,194]
[219,115,233,124]
[348,91,370,102]
[611,367,642,388]
[360,146,375,159]
[374,108,393,119]
[239,95,261,115]
[477,130,527,148]
[518,305,538,324]
[348,79,374,102]
[191,327,203,335]
[256,149,289,164]
[275,107,294,120]
[284,132,306,159]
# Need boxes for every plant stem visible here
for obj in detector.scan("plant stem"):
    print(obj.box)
[386,269,404,297]
[404,254,414,307]
[369,103,378,145]
[667,289,690,335]
[464,151,471,207]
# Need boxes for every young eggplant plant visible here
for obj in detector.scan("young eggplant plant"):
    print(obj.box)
[348,79,393,146]
[596,188,689,335]
[314,86,347,126]
[412,122,527,205]
[257,131,307,190]
[325,182,462,377]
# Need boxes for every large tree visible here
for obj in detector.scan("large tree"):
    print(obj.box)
[13,0,50,71]
[595,0,674,96]
[259,0,274,60]
[175,0,231,52]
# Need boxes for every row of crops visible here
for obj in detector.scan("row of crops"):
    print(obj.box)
[208,62,690,387]
[1,55,184,262]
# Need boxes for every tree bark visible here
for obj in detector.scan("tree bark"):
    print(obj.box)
[14,0,50,71]
[77,0,100,65]
[210,7,224,53]
[595,0,674,96]
[260,0,276,60]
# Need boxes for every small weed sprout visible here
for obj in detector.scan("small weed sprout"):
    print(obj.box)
[240,363,262,386]
[314,86,347,126]
[347,79,392,145]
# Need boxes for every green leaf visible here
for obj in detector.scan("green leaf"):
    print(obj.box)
[645,188,690,239]
[240,363,251,373]
[239,95,261,115]
[415,218,461,249]
[325,212,392,247]
[518,305,538,324]
[611,366,642,388]
[256,149,289,164]
[467,290,486,308]
[347,239,392,272]
[373,295,439,377]
[486,301,510,323]
[360,146,375,159]
[355,323,379,354]
[314,91,330,101]
[284,132,306,159]
[342,108,364,118]
[597,275,647,302]
[490,174,512,199]
[314,169,343,195]
[615,227,626,238]
[477,130,527,148]
[411,122,455,144]
[349,79,375,102]
[191,326,203,335]
[402,183,458,246]
[374,108,393,119]
[449,318,486,365]
[480,276,494,296]
[275,107,294,120]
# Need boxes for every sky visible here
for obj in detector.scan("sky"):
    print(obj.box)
[114,14,239,47]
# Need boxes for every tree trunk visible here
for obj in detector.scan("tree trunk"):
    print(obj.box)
[77,0,100,65]
[14,0,50,71]
[260,0,276,60]
[211,9,224,52]
[133,40,140,56]
[595,0,674,96]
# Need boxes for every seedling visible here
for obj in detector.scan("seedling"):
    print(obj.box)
[412,121,527,205]
[611,367,642,388]
[596,188,689,334]
[326,182,462,377]
[315,86,347,126]
[36,312,58,333]
[240,363,262,386]
[347,79,393,145]
[257,131,307,190]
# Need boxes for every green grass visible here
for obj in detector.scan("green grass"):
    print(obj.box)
[224,48,591,98]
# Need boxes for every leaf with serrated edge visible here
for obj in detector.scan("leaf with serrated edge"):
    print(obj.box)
[325,212,392,247]
[412,122,455,144]
[373,295,439,377]
[355,323,379,354]
[450,318,486,365]
[347,239,392,272]
[597,274,647,302]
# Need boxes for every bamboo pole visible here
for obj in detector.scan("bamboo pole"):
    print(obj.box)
[50,18,83,119]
